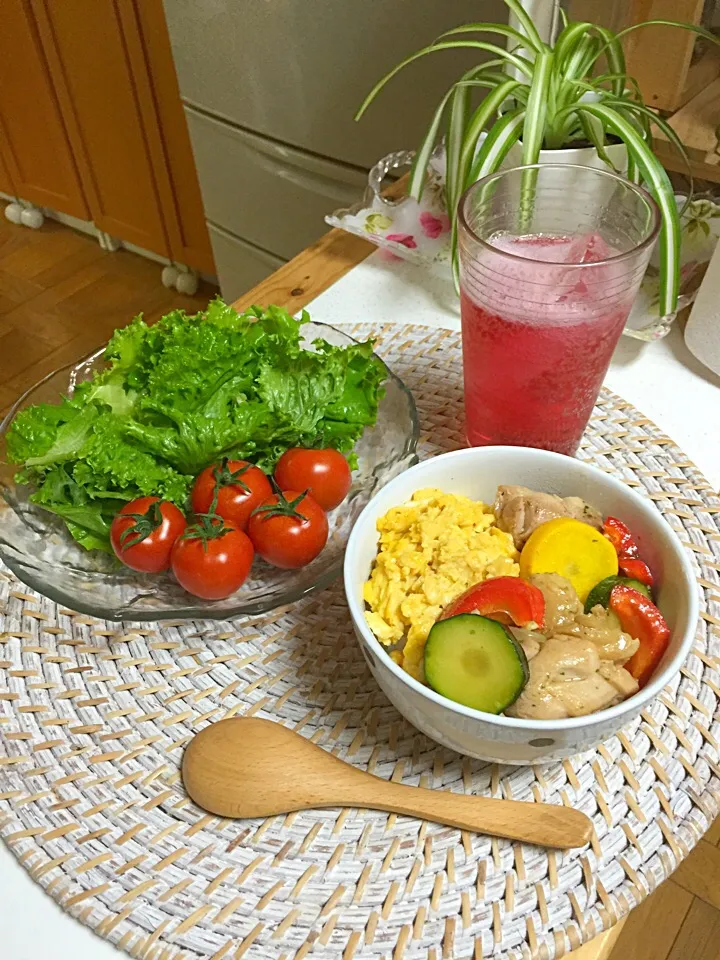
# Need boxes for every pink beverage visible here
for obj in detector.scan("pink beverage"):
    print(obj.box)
[461,233,631,455]
[458,166,660,456]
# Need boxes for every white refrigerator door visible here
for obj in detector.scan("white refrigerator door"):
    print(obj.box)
[206,221,285,303]
[162,0,509,169]
[185,107,367,258]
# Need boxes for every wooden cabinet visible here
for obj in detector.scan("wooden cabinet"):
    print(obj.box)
[130,0,216,275]
[0,0,214,274]
[0,0,89,219]
[0,144,17,198]
[31,0,171,255]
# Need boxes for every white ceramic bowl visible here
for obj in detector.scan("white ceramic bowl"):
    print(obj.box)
[344,447,698,763]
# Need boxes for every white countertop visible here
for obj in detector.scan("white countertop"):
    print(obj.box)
[2,251,719,959]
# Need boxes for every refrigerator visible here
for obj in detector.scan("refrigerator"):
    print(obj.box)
[162,0,507,300]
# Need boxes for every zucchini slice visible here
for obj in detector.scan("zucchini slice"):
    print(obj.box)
[584,575,652,613]
[424,613,528,714]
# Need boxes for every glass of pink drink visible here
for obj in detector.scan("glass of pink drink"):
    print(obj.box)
[458,164,660,455]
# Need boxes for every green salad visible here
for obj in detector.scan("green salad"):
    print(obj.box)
[7,299,387,553]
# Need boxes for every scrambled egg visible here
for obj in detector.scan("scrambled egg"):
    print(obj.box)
[363,488,519,682]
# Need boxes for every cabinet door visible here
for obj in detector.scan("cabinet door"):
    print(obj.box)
[0,141,17,197]
[124,0,215,274]
[0,0,89,217]
[31,0,170,256]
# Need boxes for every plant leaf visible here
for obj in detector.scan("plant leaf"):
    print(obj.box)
[558,32,601,85]
[586,25,626,95]
[458,79,523,191]
[468,107,525,184]
[437,22,543,55]
[582,72,643,102]
[407,68,494,201]
[574,102,679,315]
[452,107,525,292]
[445,81,471,229]
[606,98,690,168]
[607,98,694,212]
[626,153,641,185]
[407,87,455,202]
[613,101,651,143]
[578,113,620,171]
[500,0,545,50]
[355,40,533,121]
[554,21,594,70]
[522,47,554,163]
[614,19,720,48]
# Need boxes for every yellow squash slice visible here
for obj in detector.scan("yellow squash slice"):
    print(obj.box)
[519,517,618,603]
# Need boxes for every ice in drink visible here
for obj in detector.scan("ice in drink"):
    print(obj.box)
[460,232,633,456]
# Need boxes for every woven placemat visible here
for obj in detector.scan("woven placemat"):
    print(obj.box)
[0,322,719,960]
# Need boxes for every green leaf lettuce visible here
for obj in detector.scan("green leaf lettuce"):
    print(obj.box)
[7,300,386,551]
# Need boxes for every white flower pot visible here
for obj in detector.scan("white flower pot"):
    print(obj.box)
[506,140,628,173]
[501,140,629,207]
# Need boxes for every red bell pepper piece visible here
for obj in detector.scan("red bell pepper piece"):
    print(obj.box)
[603,517,638,558]
[441,577,545,629]
[618,556,654,587]
[609,584,670,688]
[604,517,655,587]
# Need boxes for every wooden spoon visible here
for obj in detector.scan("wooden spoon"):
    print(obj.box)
[182,718,592,849]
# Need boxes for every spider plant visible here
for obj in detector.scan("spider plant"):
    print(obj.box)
[356,0,718,315]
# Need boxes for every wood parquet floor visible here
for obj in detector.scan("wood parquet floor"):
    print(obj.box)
[0,216,214,412]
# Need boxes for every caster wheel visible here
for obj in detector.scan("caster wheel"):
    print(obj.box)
[5,202,23,225]
[20,207,44,229]
[176,271,199,295]
[161,265,179,289]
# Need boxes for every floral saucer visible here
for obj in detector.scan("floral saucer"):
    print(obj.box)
[326,149,720,341]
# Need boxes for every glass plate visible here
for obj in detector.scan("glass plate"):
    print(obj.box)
[0,322,419,621]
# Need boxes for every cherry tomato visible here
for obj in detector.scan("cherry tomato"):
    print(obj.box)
[248,489,328,569]
[191,459,272,531]
[110,496,185,573]
[274,448,351,511]
[171,518,254,599]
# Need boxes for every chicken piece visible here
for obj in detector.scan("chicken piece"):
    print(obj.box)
[510,627,544,661]
[570,606,640,662]
[508,576,641,719]
[549,673,622,717]
[530,573,582,634]
[530,636,601,678]
[599,662,639,698]
[507,636,608,719]
[494,485,603,548]
[507,684,568,721]
[507,637,600,720]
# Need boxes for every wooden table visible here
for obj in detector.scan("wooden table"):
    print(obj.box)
[231,226,626,960]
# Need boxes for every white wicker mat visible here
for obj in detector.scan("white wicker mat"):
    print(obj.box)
[0,322,718,960]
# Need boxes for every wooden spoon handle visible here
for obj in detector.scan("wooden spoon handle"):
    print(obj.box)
[352,781,593,849]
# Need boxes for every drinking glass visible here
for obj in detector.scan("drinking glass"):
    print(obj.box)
[458,163,660,455]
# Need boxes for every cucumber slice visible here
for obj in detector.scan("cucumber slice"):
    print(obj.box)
[424,613,529,714]
[584,575,652,613]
